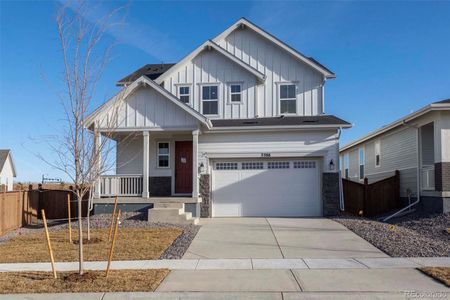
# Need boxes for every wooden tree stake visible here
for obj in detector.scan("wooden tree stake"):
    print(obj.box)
[106,209,120,277]
[108,196,118,241]
[42,209,57,279]
[67,194,72,243]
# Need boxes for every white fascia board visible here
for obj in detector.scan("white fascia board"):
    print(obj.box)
[7,152,17,177]
[84,76,212,129]
[155,40,265,85]
[212,18,335,79]
[207,150,328,159]
[206,124,350,133]
[340,103,450,152]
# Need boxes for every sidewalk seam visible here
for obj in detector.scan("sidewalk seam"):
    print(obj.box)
[290,269,303,292]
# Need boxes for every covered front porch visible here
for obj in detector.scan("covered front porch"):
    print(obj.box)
[94,129,201,200]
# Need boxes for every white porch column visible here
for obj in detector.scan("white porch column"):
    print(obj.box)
[94,130,101,198]
[192,129,199,198]
[142,131,150,198]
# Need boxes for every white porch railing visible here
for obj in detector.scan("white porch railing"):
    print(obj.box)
[100,175,143,197]
[421,165,435,190]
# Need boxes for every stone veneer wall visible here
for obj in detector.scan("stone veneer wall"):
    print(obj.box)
[149,176,171,196]
[199,174,211,217]
[435,162,450,192]
[322,172,340,216]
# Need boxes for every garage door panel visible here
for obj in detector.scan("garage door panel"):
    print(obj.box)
[212,160,321,217]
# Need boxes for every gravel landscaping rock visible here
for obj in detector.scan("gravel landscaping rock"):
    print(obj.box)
[334,213,450,257]
[0,212,199,259]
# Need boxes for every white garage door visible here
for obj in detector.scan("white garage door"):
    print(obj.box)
[212,160,321,217]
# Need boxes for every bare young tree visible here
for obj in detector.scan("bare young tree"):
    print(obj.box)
[49,1,127,275]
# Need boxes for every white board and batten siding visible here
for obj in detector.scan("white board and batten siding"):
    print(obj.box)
[98,87,200,130]
[163,49,257,119]
[217,27,324,117]
[163,27,324,120]
[341,126,419,197]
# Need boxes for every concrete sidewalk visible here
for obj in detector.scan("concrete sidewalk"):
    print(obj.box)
[2,291,442,299]
[1,257,449,272]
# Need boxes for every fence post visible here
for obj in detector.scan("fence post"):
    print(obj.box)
[363,178,369,216]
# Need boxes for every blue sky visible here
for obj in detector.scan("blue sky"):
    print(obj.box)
[1,1,449,182]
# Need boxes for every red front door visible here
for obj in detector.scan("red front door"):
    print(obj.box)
[175,141,193,194]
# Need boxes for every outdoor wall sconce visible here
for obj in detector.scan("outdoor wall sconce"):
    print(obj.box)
[199,162,205,173]
[329,159,335,171]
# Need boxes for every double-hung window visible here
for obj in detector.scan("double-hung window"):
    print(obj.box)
[375,140,381,167]
[229,84,242,103]
[279,84,296,114]
[202,85,218,115]
[359,147,365,180]
[157,142,170,168]
[178,86,190,104]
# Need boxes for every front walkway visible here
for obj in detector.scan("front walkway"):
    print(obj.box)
[183,218,388,259]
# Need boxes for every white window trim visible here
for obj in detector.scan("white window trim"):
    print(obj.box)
[375,139,381,168]
[176,84,192,105]
[227,82,243,104]
[199,83,220,116]
[359,146,365,181]
[276,82,298,115]
[157,141,170,169]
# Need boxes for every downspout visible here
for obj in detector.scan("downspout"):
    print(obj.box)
[383,122,420,221]
[337,127,345,211]
[321,78,326,114]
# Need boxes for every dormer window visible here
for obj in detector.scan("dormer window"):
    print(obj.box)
[178,86,190,104]
[279,84,296,114]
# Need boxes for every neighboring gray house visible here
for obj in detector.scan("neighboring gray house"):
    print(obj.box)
[0,149,17,191]
[340,99,450,213]
[84,18,351,222]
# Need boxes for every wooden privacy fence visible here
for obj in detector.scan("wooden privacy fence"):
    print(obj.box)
[0,188,89,236]
[0,190,39,236]
[342,170,401,217]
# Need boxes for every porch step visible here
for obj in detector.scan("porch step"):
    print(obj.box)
[154,202,185,210]
[148,207,198,225]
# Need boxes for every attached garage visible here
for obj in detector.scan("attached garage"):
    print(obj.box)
[211,159,321,217]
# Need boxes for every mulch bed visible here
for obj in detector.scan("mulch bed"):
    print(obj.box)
[0,212,200,261]
[419,267,450,287]
[334,213,450,257]
[0,269,169,293]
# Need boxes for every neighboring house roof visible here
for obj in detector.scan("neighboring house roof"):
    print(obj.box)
[0,149,17,177]
[340,98,450,152]
[210,115,351,130]
[84,76,212,129]
[116,63,175,86]
[155,40,266,85]
[213,17,336,79]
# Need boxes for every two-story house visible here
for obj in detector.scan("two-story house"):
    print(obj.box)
[84,18,351,222]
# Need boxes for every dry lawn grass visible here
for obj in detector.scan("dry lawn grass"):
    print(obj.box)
[0,228,181,263]
[420,267,450,287]
[0,269,169,293]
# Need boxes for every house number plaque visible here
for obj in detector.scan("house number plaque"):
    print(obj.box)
[261,153,271,157]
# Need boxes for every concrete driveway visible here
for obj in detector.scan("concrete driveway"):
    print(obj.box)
[183,218,388,259]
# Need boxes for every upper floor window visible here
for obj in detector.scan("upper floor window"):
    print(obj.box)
[359,147,365,180]
[229,84,242,103]
[157,142,170,168]
[178,86,190,104]
[279,84,296,114]
[202,85,218,115]
[375,140,381,167]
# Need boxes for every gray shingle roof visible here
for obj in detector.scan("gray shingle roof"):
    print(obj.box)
[433,98,450,104]
[0,149,10,172]
[117,63,175,86]
[211,115,350,128]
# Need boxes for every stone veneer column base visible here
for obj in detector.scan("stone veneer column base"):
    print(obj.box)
[199,174,211,218]
[435,162,450,192]
[322,172,340,216]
